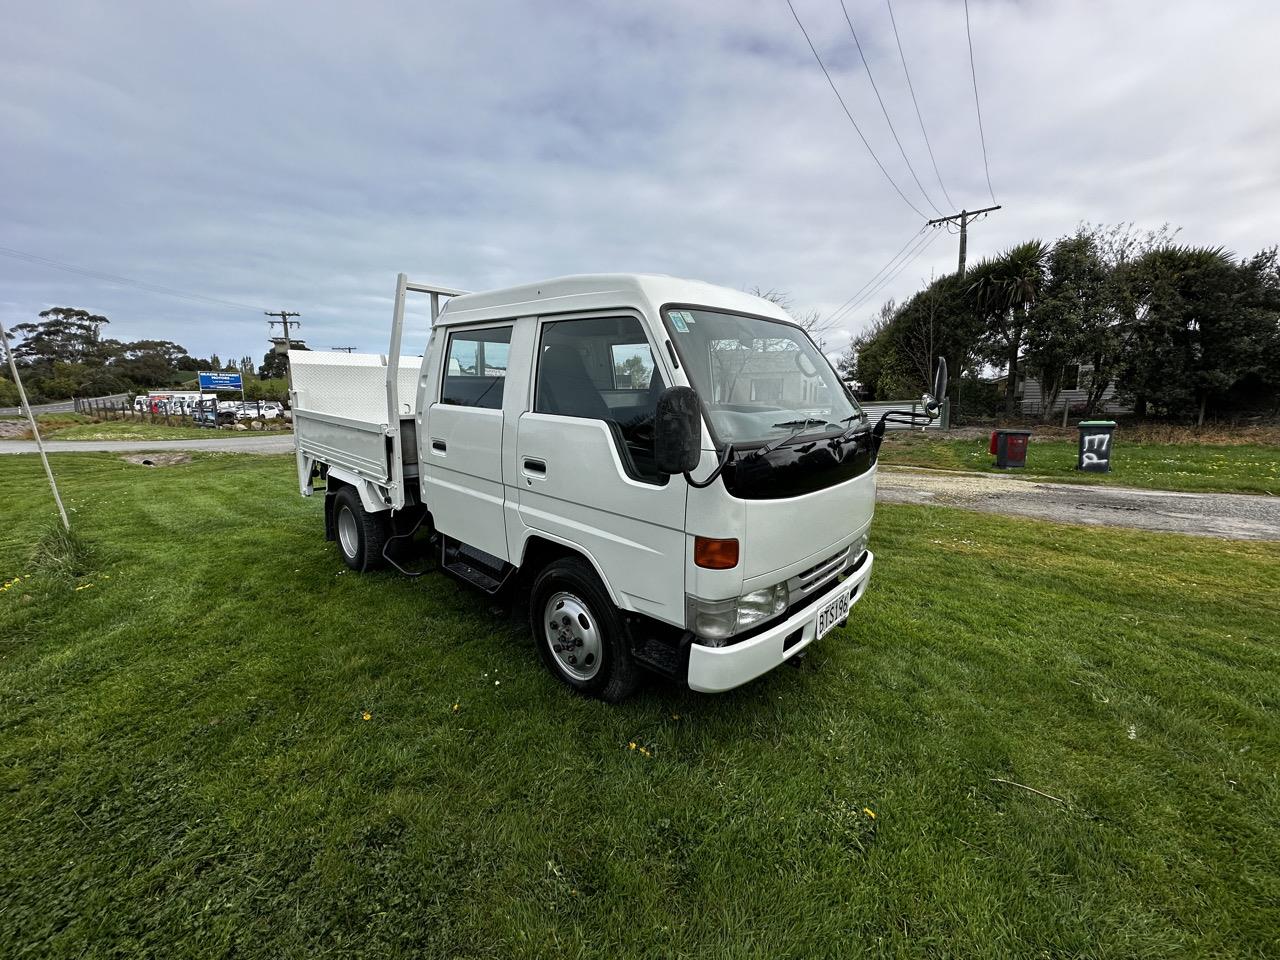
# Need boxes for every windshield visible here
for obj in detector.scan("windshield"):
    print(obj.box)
[664,307,863,447]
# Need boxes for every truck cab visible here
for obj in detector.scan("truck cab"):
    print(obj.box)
[291,274,920,701]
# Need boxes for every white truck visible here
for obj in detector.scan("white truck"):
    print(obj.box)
[290,274,945,701]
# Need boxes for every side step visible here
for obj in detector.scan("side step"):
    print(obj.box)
[441,536,514,594]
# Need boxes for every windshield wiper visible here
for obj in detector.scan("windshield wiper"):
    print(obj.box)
[830,413,870,448]
[751,420,825,459]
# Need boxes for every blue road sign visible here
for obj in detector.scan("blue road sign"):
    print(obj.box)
[198,371,243,391]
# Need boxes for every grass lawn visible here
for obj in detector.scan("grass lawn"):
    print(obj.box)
[880,433,1280,496]
[0,414,290,442]
[1,454,1278,958]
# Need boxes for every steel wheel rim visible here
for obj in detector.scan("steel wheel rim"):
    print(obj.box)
[543,591,602,681]
[337,505,359,559]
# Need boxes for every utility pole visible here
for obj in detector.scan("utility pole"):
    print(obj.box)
[0,317,70,530]
[927,204,1001,276]
[264,309,301,391]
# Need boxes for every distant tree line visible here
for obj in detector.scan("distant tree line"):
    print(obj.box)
[0,307,301,405]
[844,224,1280,423]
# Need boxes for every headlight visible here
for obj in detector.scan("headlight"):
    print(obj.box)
[688,582,789,645]
[853,532,869,559]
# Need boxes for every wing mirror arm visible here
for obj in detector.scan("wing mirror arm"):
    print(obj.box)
[873,357,949,434]
[655,385,734,487]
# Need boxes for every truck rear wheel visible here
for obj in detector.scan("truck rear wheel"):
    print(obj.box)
[530,558,638,703]
[333,487,388,572]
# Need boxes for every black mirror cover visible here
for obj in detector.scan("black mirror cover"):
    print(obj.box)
[923,357,949,416]
[655,385,702,475]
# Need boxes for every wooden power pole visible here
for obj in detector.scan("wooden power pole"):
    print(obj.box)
[264,309,301,389]
[927,204,1001,276]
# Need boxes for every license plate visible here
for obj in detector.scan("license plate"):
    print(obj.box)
[816,586,852,640]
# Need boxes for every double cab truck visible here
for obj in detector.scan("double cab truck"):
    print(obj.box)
[290,273,944,701]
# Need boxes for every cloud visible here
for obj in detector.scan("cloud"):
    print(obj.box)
[2,0,1277,359]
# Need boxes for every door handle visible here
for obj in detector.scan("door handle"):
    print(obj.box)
[522,457,547,477]
[431,439,446,453]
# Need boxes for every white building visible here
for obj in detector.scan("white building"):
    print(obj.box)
[1017,363,1131,417]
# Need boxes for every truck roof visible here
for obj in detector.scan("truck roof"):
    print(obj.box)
[438,273,794,327]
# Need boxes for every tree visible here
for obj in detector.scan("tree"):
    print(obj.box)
[847,300,915,400]
[1237,248,1280,414]
[1116,245,1252,423]
[749,287,831,342]
[970,241,1049,417]
[1023,234,1111,420]
[258,341,307,380]
[110,340,191,387]
[8,307,110,367]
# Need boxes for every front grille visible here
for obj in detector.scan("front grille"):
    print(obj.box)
[786,547,850,606]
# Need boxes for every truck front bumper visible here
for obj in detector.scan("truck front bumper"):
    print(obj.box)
[686,551,874,693]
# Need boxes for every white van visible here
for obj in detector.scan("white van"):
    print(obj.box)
[290,274,943,700]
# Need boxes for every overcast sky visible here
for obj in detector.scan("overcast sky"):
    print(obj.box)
[3,0,1277,362]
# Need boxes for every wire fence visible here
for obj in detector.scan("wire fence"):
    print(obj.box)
[75,398,291,431]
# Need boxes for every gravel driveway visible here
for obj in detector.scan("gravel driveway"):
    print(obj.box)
[878,466,1280,541]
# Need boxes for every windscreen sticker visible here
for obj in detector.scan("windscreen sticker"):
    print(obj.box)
[670,311,689,333]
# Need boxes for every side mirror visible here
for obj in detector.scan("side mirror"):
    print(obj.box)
[923,357,949,417]
[655,385,702,475]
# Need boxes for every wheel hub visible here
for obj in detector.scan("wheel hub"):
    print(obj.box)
[337,505,359,558]
[543,591,601,681]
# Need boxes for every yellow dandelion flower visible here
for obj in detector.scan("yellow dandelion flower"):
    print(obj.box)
[628,742,637,750]
[863,808,876,819]
[452,702,460,712]
[361,711,372,721]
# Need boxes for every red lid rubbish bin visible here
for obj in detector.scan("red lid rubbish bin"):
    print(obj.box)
[992,429,1031,468]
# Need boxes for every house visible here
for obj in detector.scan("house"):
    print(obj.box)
[1018,363,1131,417]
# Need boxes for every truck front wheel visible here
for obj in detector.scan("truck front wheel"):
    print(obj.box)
[333,487,388,572]
[530,558,638,703]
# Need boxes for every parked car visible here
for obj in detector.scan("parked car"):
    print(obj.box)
[234,401,283,420]
[192,408,235,427]
[289,273,945,702]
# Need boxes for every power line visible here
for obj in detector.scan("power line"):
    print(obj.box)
[838,0,941,215]
[843,226,944,320]
[827,226,927,326]
[885,0,955,209]
[784,0,927,220]
[829,228,936,330]
[843,229,942,320]
[963,0,997,204]
[0,243,266,313]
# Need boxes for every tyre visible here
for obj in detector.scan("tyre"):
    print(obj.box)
[529,557,638,703]
[333,487,389,572]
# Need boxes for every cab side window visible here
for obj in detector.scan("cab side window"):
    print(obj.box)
[535,316,666,482]
[441,327,511,409]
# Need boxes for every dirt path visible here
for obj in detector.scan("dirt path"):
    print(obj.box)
[877,466,1280,541]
